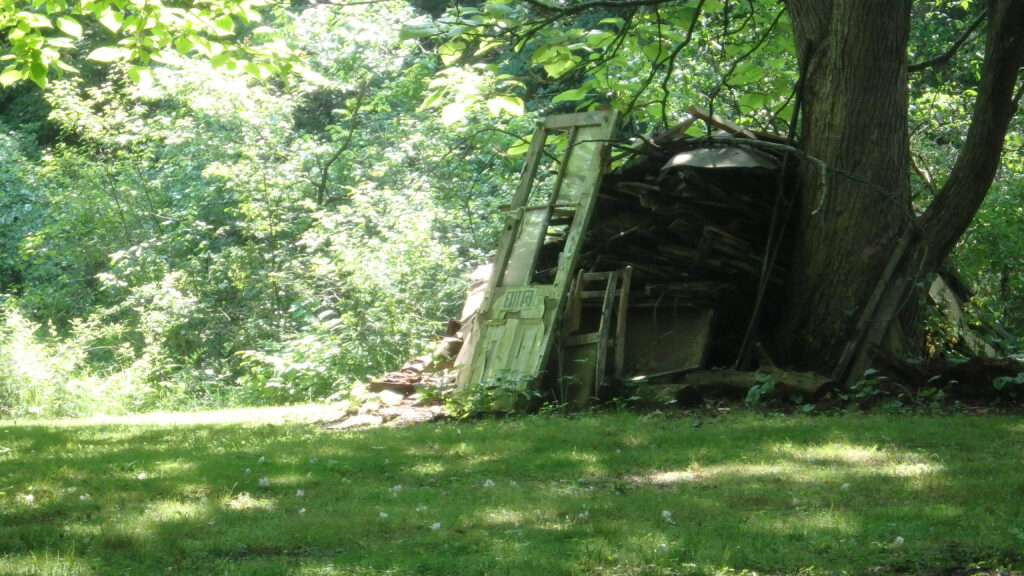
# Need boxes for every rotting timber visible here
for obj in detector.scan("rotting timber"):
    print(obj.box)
[450,108,832,409]
[356,109,1019,418]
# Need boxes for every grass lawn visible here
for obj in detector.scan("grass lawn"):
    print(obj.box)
[1,407,1022,575]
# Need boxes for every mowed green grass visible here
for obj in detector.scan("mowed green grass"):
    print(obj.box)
[1,407,1023,576]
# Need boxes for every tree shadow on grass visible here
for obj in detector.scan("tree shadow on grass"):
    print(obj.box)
[0,413,1022,575]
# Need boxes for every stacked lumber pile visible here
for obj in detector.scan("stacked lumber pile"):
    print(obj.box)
[576,111,798,365]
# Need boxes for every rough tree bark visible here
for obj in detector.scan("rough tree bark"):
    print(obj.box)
[779,0,1024,379]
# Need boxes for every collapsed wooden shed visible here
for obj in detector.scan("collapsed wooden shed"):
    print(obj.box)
[454,108,801,408]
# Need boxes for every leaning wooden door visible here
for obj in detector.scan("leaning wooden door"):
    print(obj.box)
[457,111,619,408]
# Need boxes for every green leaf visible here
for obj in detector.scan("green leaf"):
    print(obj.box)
[54,59,78,73]
[474,39,504,57]
[98,9,122,32]
[214,15,235,36]
[439,40,465,66]
[507,137,531,156]
[551,87,589,103]
[731,61,766,84]
[418,88,444,110]
[484,3,514,17]
[47,36,75,49]
[86,46,129,62]
[641,41,666,63]
[399,22,439,40]
[55,16,82,37]
[210,52,231,68]
[738,92,767,111]
[543,58,574,78]
[534,46,575,78]
[441,101,467,126]
[585,31,615,49]
[243,60,262,78]
[174,36,194,54]
[0,68,24,86]
[28,59,47,88]
[532,44,557,64]
[486,95,524,116]
[17,11,52,29]
[126,65,153,88]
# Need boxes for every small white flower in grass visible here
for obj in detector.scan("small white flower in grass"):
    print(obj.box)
[23,494,34,504]
[79,493,91,502]
[661,510,675,525]
[430,522,441,531]
[791,497,800,507]
[578,510,590,520]
[259,477,270,487]
[509,480,518,487]
[66,487,77,494]
[136,472,147,480]
[245,468,251,474]
[893,536,905,546]
[296,489,305,497]
[379,512,389,519]
[416,505,428,512]
[482,479,495,488]
[390,485,402,494]
[298,508,306,515]
[841,483,851,491]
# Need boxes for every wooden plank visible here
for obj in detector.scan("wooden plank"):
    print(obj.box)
[544,111,611,130]
[594,270,619,388]
[566,333,603,346]
[688,105,758,140]
[624,307,714,377]
[613,267,632,377]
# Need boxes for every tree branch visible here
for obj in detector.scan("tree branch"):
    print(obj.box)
[656,0,706,126]
[313,83,368,206]
[520,0,681,17]
[908,9,987,72]
[918,0,1024,272]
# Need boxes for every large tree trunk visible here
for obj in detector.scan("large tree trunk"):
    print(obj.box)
[776,0,1024,380]
[779,0,914,373]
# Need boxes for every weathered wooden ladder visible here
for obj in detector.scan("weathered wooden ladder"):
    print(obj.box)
[560,267,632,405]
[455,111,620,409]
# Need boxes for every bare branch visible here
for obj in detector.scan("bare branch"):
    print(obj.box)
[656,0,707,126]
[705,5,785,120]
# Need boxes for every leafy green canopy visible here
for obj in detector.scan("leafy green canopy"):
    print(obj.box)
[0,0,297,88]
[406,0,797,135]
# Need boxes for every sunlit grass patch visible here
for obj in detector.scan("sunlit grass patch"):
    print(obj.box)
[0,409,1022,575]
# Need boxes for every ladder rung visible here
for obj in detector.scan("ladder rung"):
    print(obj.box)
[566,333,602,346]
